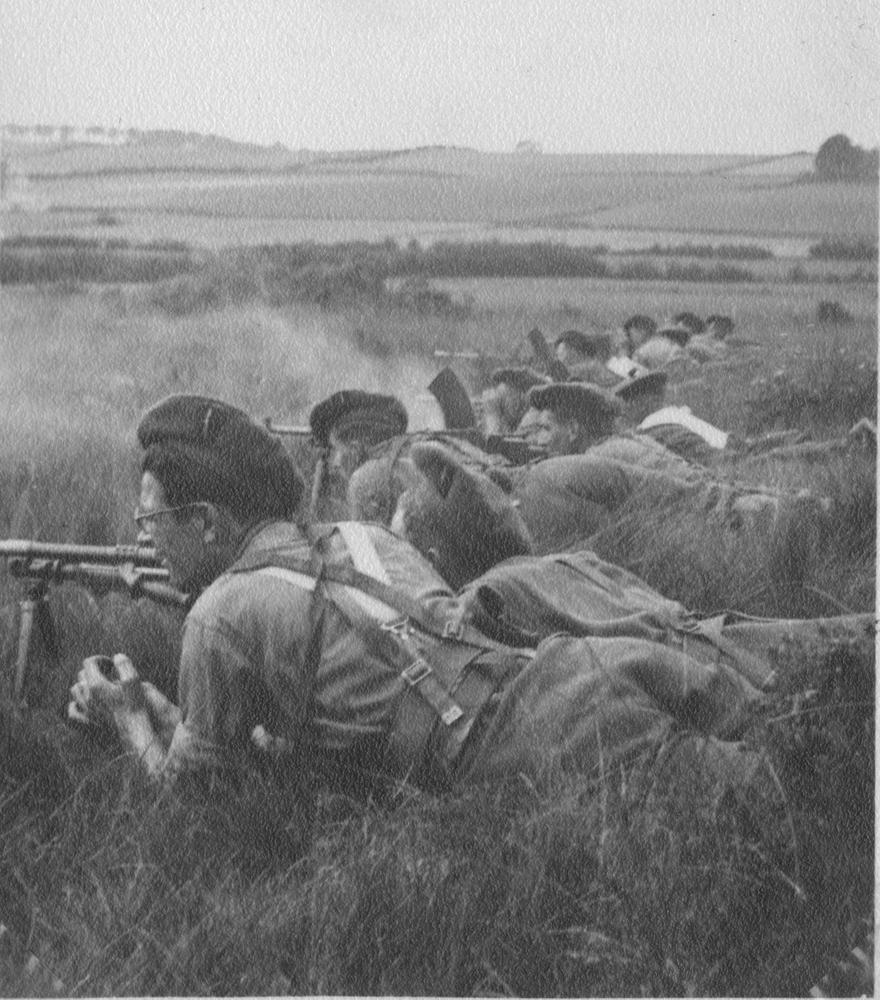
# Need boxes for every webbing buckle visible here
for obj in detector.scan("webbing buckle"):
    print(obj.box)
[442,619,464,640]
[381,616,410,637]
[401,658,432,687]
[401,658,464,725]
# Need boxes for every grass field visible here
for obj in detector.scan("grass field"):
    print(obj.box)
[0,168,876,995]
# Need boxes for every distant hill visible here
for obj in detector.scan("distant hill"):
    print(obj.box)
[1,124,317,175]
[3,124,875,247]
[2,124,811,179]
[2,123,298,153]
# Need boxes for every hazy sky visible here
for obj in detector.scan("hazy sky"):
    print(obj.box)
[3,0,878,154]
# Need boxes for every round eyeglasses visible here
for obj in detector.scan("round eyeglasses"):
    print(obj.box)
[133,502,205,531]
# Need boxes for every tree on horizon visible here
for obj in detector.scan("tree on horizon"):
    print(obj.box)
[814,133,879,182]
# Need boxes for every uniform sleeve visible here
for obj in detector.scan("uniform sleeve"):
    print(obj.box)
[164,615,265,777]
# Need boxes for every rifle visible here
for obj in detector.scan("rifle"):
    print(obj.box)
[527,327,570,382]
[484,434,548,466]
[428,366,550,464]
[433,349,482,360]
[0,540,187,704]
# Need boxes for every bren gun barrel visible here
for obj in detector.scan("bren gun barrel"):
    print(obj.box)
[0,540,163,565]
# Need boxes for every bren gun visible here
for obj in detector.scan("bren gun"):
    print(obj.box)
[0,539,188,703]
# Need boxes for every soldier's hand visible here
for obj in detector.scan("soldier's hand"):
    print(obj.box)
[140,681,182,740]
[480,386,512,435]
[68,654,143,729]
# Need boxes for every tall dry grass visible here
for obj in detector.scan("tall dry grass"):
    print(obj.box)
[2,629,872,996]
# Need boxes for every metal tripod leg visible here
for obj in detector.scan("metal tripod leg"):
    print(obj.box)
[11,580,53,704]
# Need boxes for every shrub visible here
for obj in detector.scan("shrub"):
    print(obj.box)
[706,262,755,282]
[637,242,772,260]
[410,240,609,279]
[0,240,196,285]
[616,259,661,280]
[665,261,707,281]
[387,276,471,318]
[816,299,853,323]
[808,238,878,261]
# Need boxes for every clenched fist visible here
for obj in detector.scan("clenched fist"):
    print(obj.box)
[68,653,144,730]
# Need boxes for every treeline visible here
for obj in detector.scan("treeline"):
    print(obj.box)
[392,240,609,278]
[807,238,878,262]
[2,237,875,308]
[633,242,773,260]
[145,242,761,316]
[3,237,759,290]
[1,234,190,252]
[0,235,195,285]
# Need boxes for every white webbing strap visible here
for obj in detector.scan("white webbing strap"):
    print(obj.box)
[255,565,400,623]
[251,522,395,621]
[336,521,391,583]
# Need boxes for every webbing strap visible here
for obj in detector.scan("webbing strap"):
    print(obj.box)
[232,537,519,655]
[336,521,390,584]
[254,565,401,623]
[231,528,486,728]
[312,574,470,729]
[308,523,472,746]
[681,614,777,691]
[253,561,467,728]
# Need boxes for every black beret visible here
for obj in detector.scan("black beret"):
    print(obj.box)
[672,311,705,334]
[309,390,408,448]
[656,323,692,347]
[489,367,550,392]
[528,381,622,423]
[705,314,735,336]
[622,314,657,335]
[554,330,611,358]
[137,394,303,520]
[613,371,669,402]
[553,329,612,358]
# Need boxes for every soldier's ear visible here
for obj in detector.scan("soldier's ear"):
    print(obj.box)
[198,502,219,543]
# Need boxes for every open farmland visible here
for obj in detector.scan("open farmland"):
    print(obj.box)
[583,176,878,238]
[3,139,877,250]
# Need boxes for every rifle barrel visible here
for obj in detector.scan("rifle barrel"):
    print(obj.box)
[263,419,313,438]
[0,539,161,565]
